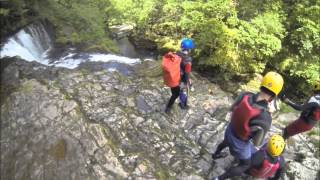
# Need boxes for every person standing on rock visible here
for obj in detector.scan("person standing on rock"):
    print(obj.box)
[281,80,320,139]
[211,72,284,180]
[163,38,195,113]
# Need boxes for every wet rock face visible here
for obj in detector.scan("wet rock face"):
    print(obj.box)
[1,58,319,180]
[109,24,134,39]
[129,36,158,51]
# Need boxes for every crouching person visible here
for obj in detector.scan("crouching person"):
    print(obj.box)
[212,134,286,180]
[248,134,286,180]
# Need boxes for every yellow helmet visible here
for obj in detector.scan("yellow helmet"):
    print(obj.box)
[267,134,285,157]
[313,80,320,92]
[261,72,284,96]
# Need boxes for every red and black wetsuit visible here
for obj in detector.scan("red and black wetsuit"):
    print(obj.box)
[230,92,272,144]
[248,149,285,180]
[213,92,272,180]
[283,94,320,139]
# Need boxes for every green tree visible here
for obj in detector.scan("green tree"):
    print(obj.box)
[269,0,320,96]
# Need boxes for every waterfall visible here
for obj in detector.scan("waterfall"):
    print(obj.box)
[0,22,52,62]
[0,22,142,70]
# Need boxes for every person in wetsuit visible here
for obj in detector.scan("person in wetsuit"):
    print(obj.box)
[281,80,320,139]
[165,38,194,113]
[211,72,284,180]
[247,134,286,180]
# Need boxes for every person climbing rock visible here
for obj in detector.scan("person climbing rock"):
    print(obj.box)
[213,134,286,180]
[281,80,320,139]
[211,72,284,180]
[162,38,194,113]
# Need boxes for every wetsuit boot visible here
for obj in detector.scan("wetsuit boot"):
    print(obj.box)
[165,105,171,114]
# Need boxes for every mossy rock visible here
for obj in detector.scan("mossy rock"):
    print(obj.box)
[154,168,171,180]
[136,60,162,78]
[48,139,67,160]
[19,80,38,93]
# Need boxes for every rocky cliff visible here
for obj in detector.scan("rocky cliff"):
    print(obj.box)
[1,58,319,180]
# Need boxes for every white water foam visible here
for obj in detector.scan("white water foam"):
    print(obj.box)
[50,53,140,69]
[0,23,141,69]
[90,54,139,64]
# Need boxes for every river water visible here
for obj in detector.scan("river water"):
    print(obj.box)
[0,21,152,74]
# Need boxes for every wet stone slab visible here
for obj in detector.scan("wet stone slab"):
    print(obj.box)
[0,58,319,180]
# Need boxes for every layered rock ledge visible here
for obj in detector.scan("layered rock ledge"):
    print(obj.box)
[1,58,319,180]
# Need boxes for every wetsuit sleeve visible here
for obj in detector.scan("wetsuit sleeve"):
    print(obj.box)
[268,156,285,180]
[251,126,265,146]
[284,98,304,111]
[249,111,272,146]
[251,151,264,169]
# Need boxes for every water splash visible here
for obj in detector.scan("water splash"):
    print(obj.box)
[52,52,140,69]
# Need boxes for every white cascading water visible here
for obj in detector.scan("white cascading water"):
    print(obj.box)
[0,22,140,69]
[0,22,52,62]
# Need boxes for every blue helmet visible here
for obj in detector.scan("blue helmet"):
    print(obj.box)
[181,38,195,50]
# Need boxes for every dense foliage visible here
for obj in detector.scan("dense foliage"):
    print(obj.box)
[1,0,319,97]
[108,0,319,97]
